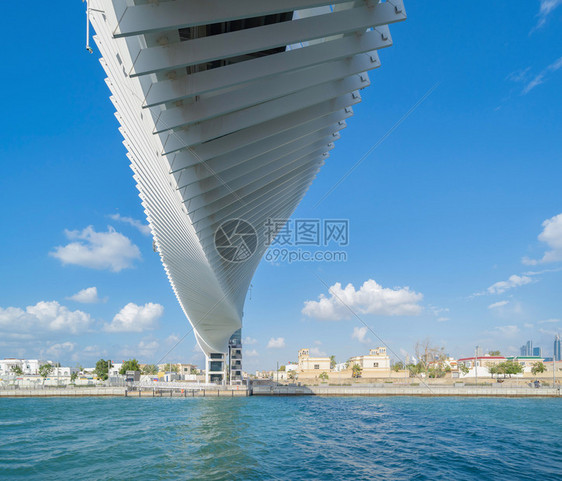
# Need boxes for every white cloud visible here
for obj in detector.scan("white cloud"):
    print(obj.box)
[246,349,259,357]
[524,323,534,329]
[50,226,141,272]
[109,213,151,236]
[243,336,257,345]
[538,318,560,324]
[165,334,180,345]
[488,300,509,309]
[487,275,533,294]
[351,326,372,345]
[314,340,322,345]
[67,287,101,304]
[534,0,562,29]
[267,337,285,349]
[310,347,326,356]
[493,325,520,338]
[121,339,160,359]
[539,327,559,336]
[0,301,92,334]
[72,345,107,362]
[523,213,562,265]
[522,57,562,94]
[302,279,423,321]
[104,302,163,332]
[46,342,75,358]
[437,317,450,322]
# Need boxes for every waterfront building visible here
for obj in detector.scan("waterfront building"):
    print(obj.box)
[177,363,198,375]
[348,347,391,374]
[87,0,406,383]
[108,364,123,377]
[457,356,505,378]
[229,329,243,385]
[157,362,198,374]
[333,362,348,372]
[298,348,331,372]
[285,363,298,372]
[0,359,46,376]
[506,356,544,373]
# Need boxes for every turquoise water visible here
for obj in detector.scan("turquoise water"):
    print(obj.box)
[1,397,561,480]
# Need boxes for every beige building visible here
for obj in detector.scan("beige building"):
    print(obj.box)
[349,347,391,374]
[298,349,331,372]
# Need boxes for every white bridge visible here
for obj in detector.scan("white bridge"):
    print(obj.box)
[88,0,406,384]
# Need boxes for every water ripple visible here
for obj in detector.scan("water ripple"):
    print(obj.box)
[0,397,561,480]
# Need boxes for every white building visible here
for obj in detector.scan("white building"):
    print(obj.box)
[0,359,46,376]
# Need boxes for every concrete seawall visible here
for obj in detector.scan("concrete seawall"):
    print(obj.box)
[0,387,249,398]
[253,385,562,397]
[2,386,560,398]
[0,388,127,397]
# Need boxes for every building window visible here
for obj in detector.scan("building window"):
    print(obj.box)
[373,362,379,367]
[210,361,223,372]
[314,364,320,370]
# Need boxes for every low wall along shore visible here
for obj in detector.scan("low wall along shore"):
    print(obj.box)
[253,384,562,397]
[0,384,560,398]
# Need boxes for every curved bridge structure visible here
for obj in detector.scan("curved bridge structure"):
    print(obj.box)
[89,0,406,383]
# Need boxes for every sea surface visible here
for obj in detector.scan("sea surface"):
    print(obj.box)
[0,396,561,480]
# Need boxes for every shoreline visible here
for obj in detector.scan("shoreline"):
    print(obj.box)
[1,385,560,398]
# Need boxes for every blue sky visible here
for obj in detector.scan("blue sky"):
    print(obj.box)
[1,1,561,370]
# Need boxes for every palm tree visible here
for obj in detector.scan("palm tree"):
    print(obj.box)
[352,363,362,379]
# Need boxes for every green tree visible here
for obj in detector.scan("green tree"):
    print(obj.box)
[459,364,470,375]
[496,360,523,378]
[190,367,198,375]
[488,364,499,378]
[279,365,286,371]
[95,359,112,380]
[352,363,362,378]
[161,363,179,373]
[318,371,329,381]
[10,365,23,376]
[142,364,158,375]
[39,364,54,378]
[531,362,546,376]
[330,355,336,369]
[408,363,423,376]
[488,350,501,356]
[288,370,297,381]
[70,371,78,383]
[120,359,141,375]
[393,361,404,372]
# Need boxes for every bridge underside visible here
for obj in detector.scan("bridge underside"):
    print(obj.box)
[90,0,406,371]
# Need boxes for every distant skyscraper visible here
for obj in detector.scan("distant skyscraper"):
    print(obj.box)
[554,334,561,361]
[520,340,533,356]
[532,346,542,357]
